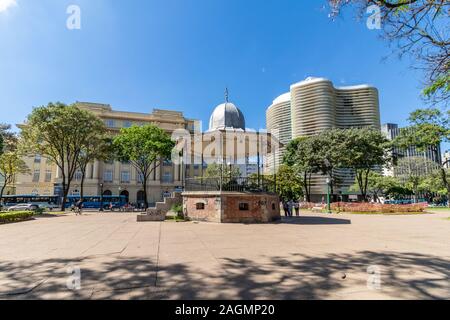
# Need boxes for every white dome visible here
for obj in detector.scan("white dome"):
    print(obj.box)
[209,102,246,131]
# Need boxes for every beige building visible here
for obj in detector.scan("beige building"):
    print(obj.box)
[266,77,381,200]
[15,102,200,205]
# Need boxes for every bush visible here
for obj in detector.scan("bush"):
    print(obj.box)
[171,204,184,218]
[0,211,34,224]
[330,202,428,213]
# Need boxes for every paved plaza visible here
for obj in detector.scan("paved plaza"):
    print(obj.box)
[0,210,449,300]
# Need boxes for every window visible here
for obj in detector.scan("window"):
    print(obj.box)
[239,203,249,211]
[163,159,173,167]
[45,169,52,182]
[104,119,116,128]
[162,172,173,183]
[137,172,145,183]
[32,169,40,182]
[272,203,276,210]
[121,171,130,183]
[104,170,113,182]
[123,121,132,128]
[75,170,83,181]
[34,154,41,163]
[196,203,205,210]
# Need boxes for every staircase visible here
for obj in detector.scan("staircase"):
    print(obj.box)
[137,192,182,222]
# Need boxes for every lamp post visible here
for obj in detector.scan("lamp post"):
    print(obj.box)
[99,183,104,212]
[326,178,332,214]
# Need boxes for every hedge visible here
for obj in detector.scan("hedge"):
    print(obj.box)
[0,211,35,224]
[330,202,428,213]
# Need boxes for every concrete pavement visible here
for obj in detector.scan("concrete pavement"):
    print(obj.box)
[0,210,449,299]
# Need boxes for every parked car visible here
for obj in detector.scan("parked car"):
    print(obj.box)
[7,203,40,211]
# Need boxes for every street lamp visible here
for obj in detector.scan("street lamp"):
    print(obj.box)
[99,183,104,212]
[326,177,332,214]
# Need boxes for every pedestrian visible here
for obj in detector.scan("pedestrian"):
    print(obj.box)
[288,199,294,217]
[294,201,300,216]
[282,200,289,217]
[75,199,83,215]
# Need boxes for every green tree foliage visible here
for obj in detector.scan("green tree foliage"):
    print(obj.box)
[329,1,449,105]
[283,137,319,202]
[113,125,175,209]
[274,165,304,202]
[351,171,406,202]
[20,103,107,211]
[0,124,30,207]
[342,128,389,201]
[313,129,351,196]
[394,108,450,205]
[395,156,439,203]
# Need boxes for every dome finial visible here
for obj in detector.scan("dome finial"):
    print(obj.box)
[225,87,229,103]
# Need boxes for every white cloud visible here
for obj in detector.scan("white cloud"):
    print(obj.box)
[0,0,17,13]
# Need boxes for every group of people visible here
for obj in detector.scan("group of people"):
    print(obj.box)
[282,200,300,217]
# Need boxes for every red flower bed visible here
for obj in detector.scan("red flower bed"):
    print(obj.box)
[330,202,428,213]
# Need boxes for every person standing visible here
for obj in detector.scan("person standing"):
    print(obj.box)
[294,201,300,216]
[282,200,289,217]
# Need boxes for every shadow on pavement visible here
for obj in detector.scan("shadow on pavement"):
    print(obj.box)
[279,216,351,225]
[0,251,448,300]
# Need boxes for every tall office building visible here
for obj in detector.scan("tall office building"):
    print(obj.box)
[266,77,381,200]
[15,102,200,205]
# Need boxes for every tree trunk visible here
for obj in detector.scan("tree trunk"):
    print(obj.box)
[0,183,6,209]
[143,178,149,209]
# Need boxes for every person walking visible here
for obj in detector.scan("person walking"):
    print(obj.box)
[75,199,84,215]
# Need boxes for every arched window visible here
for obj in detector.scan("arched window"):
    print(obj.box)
[120,190,129,203]
[103,190,112,196]
[137,191,145,203]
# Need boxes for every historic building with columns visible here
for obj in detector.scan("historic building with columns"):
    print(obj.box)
[14,102,200,205]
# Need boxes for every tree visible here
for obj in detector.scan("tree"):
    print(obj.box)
[351,171,401,202]
[21,103,107,211]
[394,108,450,204]
[313,129,349,198]
[274,165,304,201]
[77,135,112,199]
[113,125,175,209]
[0,125,30,207]
[395,156,439,202]
[329,1,449,105]
[283,136,319,202]
[0,152,30,205]
[342,128,389,201]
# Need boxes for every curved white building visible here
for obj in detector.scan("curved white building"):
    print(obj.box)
[267,77,381,200]
[266,92,292,171]
[290,77,380,137]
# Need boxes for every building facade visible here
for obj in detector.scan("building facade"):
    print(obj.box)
[266,77,381,201]
[15,102,200,205]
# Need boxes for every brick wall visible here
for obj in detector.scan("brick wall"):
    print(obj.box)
[183,192,280,223]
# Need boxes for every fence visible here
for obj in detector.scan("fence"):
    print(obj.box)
[185,177,276,193]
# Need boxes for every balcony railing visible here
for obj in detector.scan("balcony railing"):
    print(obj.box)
[185,177,276,193]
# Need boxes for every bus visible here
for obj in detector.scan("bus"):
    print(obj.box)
[65,195,127,210]
[0,195,60,209]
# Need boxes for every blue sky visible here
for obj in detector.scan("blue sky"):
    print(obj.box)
[0,0,427,132]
